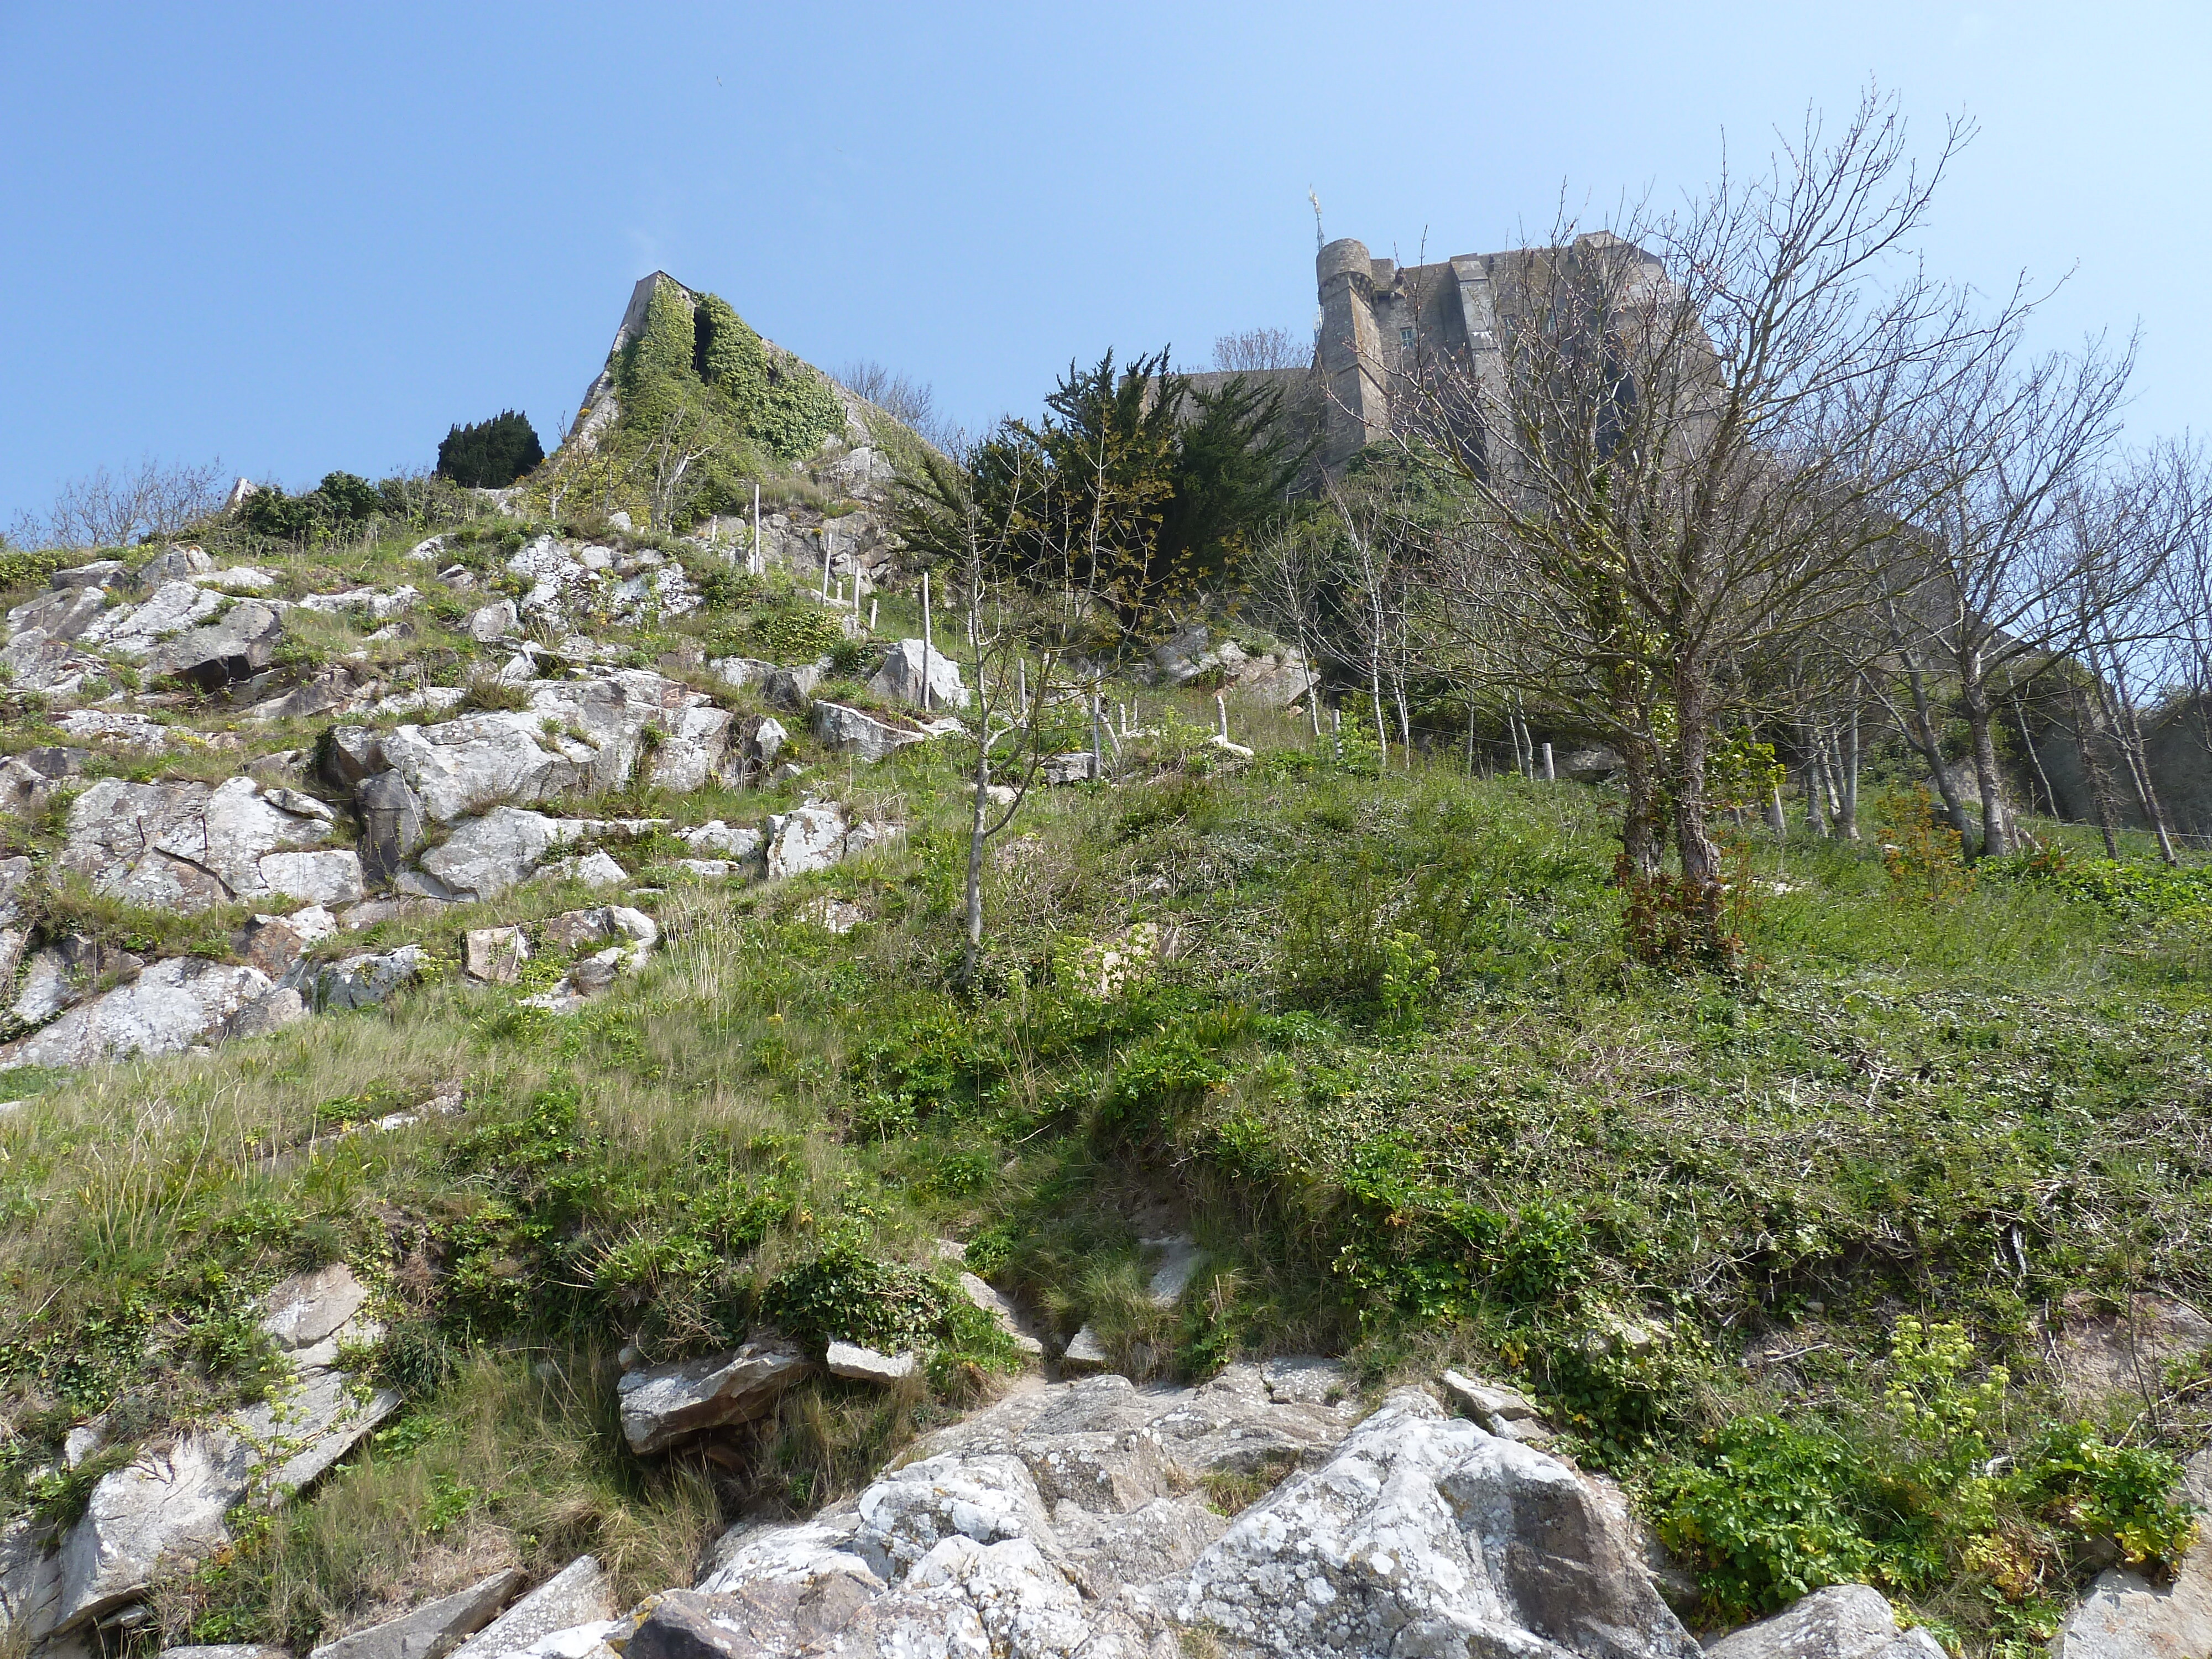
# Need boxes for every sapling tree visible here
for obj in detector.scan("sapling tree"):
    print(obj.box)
[911,444,1082,988]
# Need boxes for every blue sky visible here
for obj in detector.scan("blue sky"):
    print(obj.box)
[2,2,2206,526]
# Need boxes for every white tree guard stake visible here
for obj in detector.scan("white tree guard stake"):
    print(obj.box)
[920,572,933,711]
[751,484,761,576]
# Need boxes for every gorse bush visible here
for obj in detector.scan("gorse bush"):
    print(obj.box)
[437,411,545,489]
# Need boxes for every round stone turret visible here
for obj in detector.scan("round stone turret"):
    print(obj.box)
[1317,237,1373,287]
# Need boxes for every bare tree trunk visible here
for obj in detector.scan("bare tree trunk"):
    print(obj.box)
[963,743,991,984]
[1959,648,2013,857]
[1803,724,1832,837]
[2102,656,2179,864]
[1620,739,1663,883]
[1906,665,1976,847]
[2068,676,2125,857]
[1670,670,1726,947]
[1838,707,1861,839]
[2012,688,2057,822]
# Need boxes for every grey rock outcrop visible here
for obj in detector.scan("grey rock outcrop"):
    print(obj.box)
[506,534,700,632]
[378,672,731,824]
[414,808,596,901]
[866,639,971,711]
[1038,752,1097,786]
[1171,1387,1693,1656]
[956,1274,1046,1359]
[466,926,531,984]
[138,545,214,586]
[826,1342,917,1386]
[0,628,107,693]
[10,936,145,1028]
[54,708,174,751]
[309,947,424,1012]
[50,558,128,589]
[359,770,429,888]
[680,821,763,862]
[307,1568,524,1659]
[619,1342,811,1454]
[1707,1584,1944,1659]
[0,957,273,1070]
[145,599,288,690]
[810,701,960,763]
[1151,625,1318,708]
[13,1268,396,1642]
[446,1557,613,1659]
[711,657,823,711]
[299,586,419,622]
[8,584,107,640]
[536,906,656,957]
[58,776,338,912]
[664,1368,1700,1659]
[77,578,222,654]
[764,802,903,880]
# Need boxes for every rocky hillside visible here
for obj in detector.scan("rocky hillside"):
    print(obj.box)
[2,294,2210,1659]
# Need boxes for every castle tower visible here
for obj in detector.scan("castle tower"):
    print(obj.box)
[1316,238,1389,466]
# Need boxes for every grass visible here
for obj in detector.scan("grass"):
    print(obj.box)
[2,587,2209,1652]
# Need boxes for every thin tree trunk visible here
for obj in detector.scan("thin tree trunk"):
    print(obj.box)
[1803,724,1832,837]
[1906,665,1976,847]
[1959,648,2013,858]
[962,741,990,985]
[1670,669,1728,960]
[2068,676,2125,857]
[1838,706,1860,839]
[2104,655,2179,865]
[2012,688,2057,822]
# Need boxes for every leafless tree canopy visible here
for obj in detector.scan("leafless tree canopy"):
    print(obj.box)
[10,457,228,550]
[838,359,967,455]
[1212,327,1311,374]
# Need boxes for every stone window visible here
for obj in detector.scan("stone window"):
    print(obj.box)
[1399,326,1415,348]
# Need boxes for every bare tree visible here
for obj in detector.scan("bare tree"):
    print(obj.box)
[2152,445,2212,780]
[1877,335,2136,855]
[1393,89,2030,955]
[903,444,1082,985]
[2054,453,2203,863]
[638,388,736,530]
[1212,328,1311,373]
[839,359,959,454]
[13,457,228,549]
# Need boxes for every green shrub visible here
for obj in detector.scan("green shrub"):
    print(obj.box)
[1649,1414,1879,1618]
[437,411,545,488]
[760,1240,948,1351]
[0,549,61,587]
[236,473,388,542]
[749,605,844,662]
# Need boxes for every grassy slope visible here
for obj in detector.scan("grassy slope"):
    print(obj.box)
[1,633,2208,1652]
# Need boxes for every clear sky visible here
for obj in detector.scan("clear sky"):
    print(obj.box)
[3,2,2206,526]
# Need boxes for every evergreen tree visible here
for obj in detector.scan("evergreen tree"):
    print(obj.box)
[436,410,545,488]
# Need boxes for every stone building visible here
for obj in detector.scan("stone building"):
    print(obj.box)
[1312,230,1679,469]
